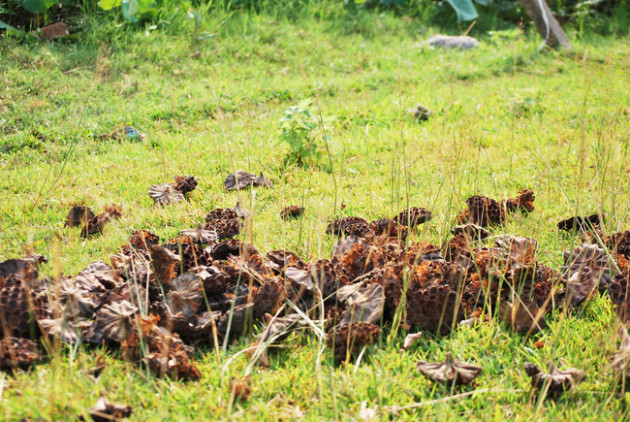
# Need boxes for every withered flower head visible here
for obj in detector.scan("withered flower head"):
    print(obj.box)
[0,278,41,338]
[180,224,218,244]
[39,316,87,344]
[0,254,47,281]
[166,273,203,318]
[463,195,503,227]
[126,230,160,251]
[224,171,272,191]
[609,326,630,383]
[281,206,304,220]
[416,352,482,386]
[338,283,385,325]
[499,299,546,333]
[65,205,96,228]
[451,223,490,240]
[88,394,132,422]
[173,175,198,196]
[229,377,251,401]
[95,301,137,343]
[148,183,184,205]
[408,104,432,121]
[204,218,242,240]
[524,363,585,396]
[326,322,380,364]
[150,245,181,285]
[393,207,433,228]
[326,217,369,237]
[557,214,602,232]
[0,337,42,370]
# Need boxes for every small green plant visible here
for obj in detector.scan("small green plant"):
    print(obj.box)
[279,100,320,168]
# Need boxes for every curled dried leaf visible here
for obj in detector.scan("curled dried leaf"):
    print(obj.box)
[398,332,423,352]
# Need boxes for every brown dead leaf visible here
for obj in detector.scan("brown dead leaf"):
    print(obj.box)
[398,331,423,352]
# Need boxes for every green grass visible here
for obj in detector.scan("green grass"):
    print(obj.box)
[1,8,630,420]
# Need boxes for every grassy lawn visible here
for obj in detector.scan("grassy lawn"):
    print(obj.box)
[1,9,630,420]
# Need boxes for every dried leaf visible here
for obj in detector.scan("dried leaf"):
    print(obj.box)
[92,301,137,344]
[258,313,306,345]
[398,331,423,352]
